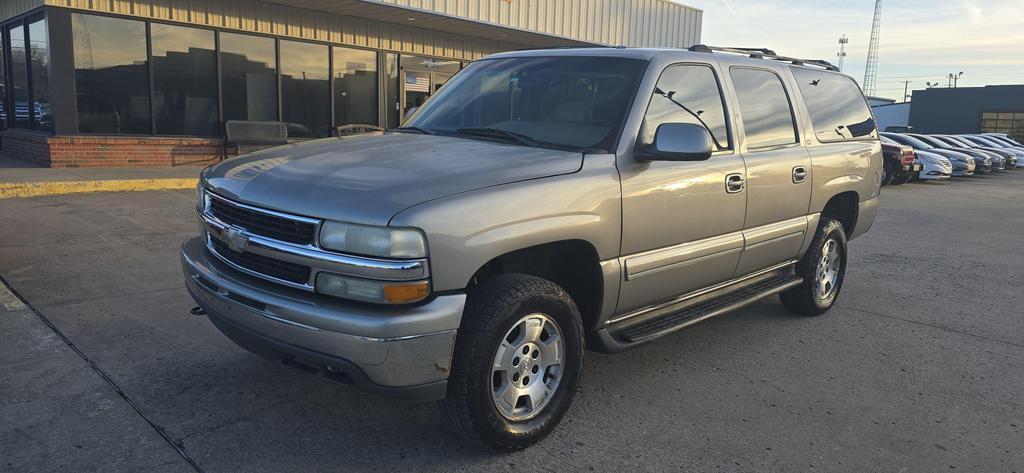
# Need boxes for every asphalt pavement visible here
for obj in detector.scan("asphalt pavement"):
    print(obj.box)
[0,174,1022,472]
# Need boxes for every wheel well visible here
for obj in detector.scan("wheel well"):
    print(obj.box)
[821,192,859,236]
[469,240,603,331]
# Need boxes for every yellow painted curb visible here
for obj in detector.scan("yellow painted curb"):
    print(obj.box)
[0,178,198,199]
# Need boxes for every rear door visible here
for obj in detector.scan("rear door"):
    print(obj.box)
[725,66,813,275]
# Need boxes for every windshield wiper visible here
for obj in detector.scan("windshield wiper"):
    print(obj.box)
[455,127,539,147]
[390,126,435,135]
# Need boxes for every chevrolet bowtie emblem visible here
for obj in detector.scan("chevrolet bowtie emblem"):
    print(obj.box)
[224,226,249,253]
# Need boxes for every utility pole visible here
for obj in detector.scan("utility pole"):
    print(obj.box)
[836,35,848,72]
[902,81,911,102]
[862,0,882,95]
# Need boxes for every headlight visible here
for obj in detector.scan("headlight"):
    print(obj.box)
[319,221,427,259]
[316,273,430,304]
[196,182,206,209]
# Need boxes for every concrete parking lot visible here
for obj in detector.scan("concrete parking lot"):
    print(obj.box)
[2,174,1022,472]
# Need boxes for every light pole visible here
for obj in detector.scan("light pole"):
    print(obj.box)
[836,35,848,72]
[947,72,964,88]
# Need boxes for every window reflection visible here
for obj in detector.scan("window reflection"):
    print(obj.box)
[730,68,798,149]
[400,55,461,74]
[642,64,730,149]
[280,40,329,137]
[151,24,217,135]
[9,24,29,128]
[792,68,875,142]
[333,46,377,126]
[28,17,51,131]
[72,14,150,134]
[221,32,277,123]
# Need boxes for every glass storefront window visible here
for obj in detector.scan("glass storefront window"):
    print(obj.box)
[280,40,329,137]
[9,24,29,128]
[72,14,150,134]
[220,32,277,123]
[27,17,51,131]
[0,34,6,129]
[332,46,377,126]
[151,24,217,135]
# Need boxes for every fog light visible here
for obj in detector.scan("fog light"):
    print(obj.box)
[316,272,429,304]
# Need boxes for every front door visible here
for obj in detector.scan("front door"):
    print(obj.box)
[726,66,813,276]
[617,63,746,313]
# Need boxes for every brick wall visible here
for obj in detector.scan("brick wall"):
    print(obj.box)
[1,130,230,168]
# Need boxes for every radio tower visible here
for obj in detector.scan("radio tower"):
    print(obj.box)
[862,0,882,95]
[836,35,848,72]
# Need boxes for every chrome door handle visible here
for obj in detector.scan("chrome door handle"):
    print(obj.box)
[725,173,744,193]
[792,166,808,183]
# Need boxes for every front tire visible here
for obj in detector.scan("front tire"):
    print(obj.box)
[781,218,848,316]
[440,274,584,451]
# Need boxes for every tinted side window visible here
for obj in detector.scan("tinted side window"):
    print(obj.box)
[792,68,876,142]
[641,64,730,150]
[730,68,798,149]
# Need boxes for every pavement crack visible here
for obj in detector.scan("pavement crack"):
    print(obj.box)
[0,275,207,473]
[847,307,1024,349]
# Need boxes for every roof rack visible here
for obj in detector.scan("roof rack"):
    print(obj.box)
[688,45,840,72]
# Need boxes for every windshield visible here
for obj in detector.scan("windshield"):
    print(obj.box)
[971,135,1003,147]
[884,133,932,149]
[404,56,647,152]
[912,134,953,148]
[991,135,1023,146]
[945,136,978,148]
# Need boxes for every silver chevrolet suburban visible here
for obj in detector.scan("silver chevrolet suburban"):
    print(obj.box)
[181,46,881,450]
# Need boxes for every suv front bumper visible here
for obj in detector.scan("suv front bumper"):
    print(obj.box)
[180,236,464,402]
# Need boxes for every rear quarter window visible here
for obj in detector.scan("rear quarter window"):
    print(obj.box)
[791,68,877,143]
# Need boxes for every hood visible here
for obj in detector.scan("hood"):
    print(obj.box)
[203,133,583,225]
[977,147,1016,159]
[915,151,950,166]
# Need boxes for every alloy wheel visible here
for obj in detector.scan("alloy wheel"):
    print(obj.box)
[490,313,565,421]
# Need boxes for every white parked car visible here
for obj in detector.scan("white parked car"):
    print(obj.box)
[913,150,952,180]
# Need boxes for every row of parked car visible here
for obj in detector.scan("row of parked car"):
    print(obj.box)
[878,132,1024,185]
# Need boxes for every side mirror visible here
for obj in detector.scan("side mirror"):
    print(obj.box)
[637,123,713,161]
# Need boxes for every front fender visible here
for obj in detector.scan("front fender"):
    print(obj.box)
[389,154,622,292]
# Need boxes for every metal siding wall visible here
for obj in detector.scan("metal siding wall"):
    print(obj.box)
[44,0,526,60]
[1,0,44,21]
[374,0,700,47]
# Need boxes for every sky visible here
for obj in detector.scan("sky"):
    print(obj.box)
[674,0,1024,101]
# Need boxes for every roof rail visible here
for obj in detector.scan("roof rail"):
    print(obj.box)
[688,44,840,72]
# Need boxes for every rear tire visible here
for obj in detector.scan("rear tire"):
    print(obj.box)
[781,218,848,316]
[439,274,584,451]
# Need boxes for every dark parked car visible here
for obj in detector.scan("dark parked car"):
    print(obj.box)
[909,134,996,173]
